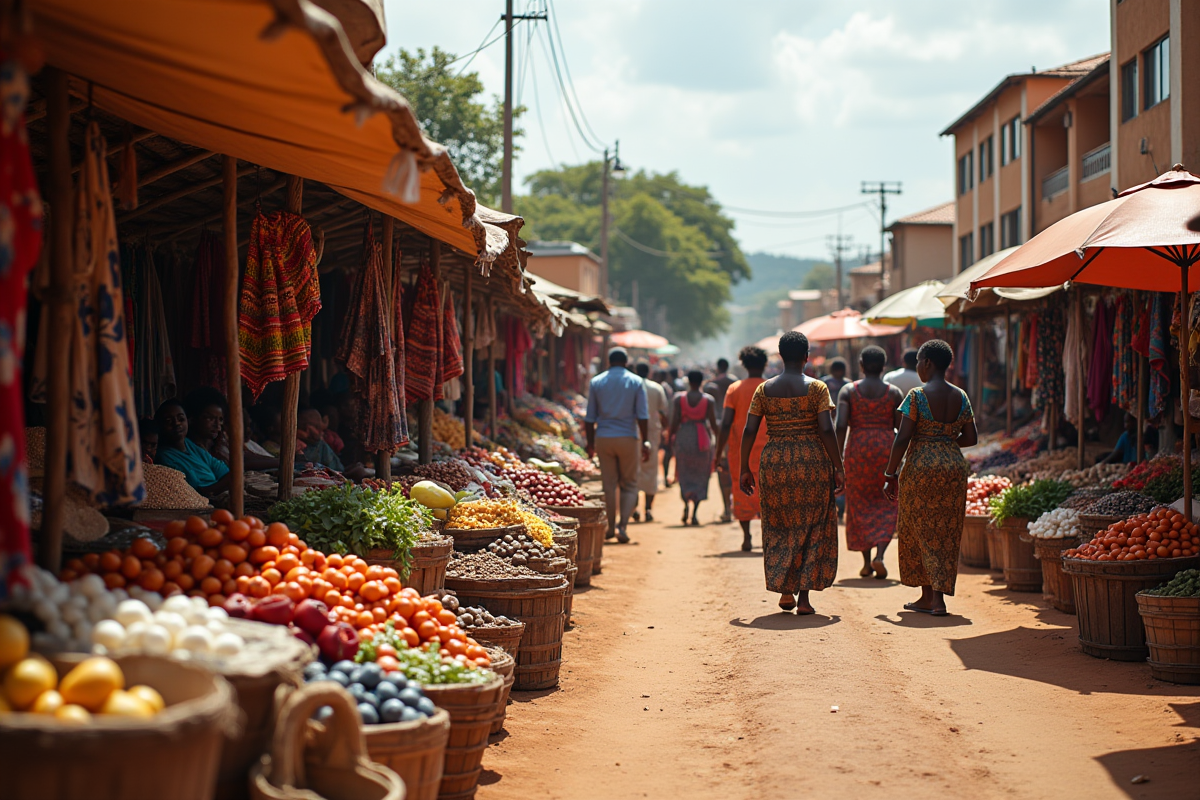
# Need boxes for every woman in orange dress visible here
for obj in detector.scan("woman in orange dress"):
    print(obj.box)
[741,332,845,614]
[713,345,768,551]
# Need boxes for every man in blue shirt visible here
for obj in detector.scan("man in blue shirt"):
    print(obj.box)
[585,347,651,543]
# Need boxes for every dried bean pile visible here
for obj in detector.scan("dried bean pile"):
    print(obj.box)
[1082,491,1157,517]
[141,465,210,510]
[437,594,520,627]
[485,532,567,565]
[1059,488,1112,510]
[447,551,541,580]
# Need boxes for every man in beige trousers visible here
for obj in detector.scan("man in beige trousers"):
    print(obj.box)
[584,347,651,544]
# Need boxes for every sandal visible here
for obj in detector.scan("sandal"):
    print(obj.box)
[903,602,947,617]
[871,560,888,580]
[858,565,873,578]
[741,536,752,552]
[779,598,796,612]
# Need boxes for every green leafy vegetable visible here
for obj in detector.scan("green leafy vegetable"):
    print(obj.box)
[268,485,430,574]
[1145,568,1200,597]
[988,479,1073,526]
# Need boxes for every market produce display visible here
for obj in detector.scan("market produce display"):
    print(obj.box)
[512,395,584,443]
[988,480,1073,525]
[531,436,599,478]
[89,595,244,660]
[447,551,543,580]
[1,652,163,720]
[141,464,211,510]
[966,475,1012,515]
[1144,569,1200,597]
[8,565,120,651]
[304,658,438,725]
[1060,488,1113,510]
[508,469,586,507]
[1113,456,1179,492]
[1138,463,1200,504]
[485,531,569,565]
[431,407,478,450]
[1081,491,1158,517]
[435,594,520,629]
[1029,508,1082,539]
[445,499,526,531]
[1030,463,1129,489]
[985,449,1075,483]
[1065,508,1200,561]
[269,484,429,563]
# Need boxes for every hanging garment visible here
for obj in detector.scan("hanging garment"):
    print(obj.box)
[1087,296,1114,420]
[441,283,464,384]
[1063,295,1084,425]
[404,264,441,404]
[473,297,496,352]
[505,317,534,398]
[0,54,44,582]
[32,122,144,507]
[1023,313,1039,390]
[130,244,177,417]
[336,226,407,452]
[1148,292,1171,419]
[187,231,226,390]
[1111,294,1136,412]
[391,258,406,410]
[239,211,321,400]
[1034,302,1065,411]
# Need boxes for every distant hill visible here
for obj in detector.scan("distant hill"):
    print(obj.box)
[732,252,826,303]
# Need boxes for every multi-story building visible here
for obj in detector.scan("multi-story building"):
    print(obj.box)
[524,240,602,296]
[885,202,955,290]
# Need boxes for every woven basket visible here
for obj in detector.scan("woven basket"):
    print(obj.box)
[1077,512,1124,539]
[0,655,237,800]
[366,536,454,596]
[995,517,1041,592]
[462,621,525,657]
[422,674,506,800]
[364,708,451,800]
[1032,535,1084,614]
[444,524,525,554]
[563,565,578,626]
[552,529,578,565]
[573,522,595,586]
[588,512,607,575]
[543,503,605,524]
[960,515,990,568]
[446,575,569,691]
[485,648,515,736]
[252,683,403,800]
[1136,593,1200,684]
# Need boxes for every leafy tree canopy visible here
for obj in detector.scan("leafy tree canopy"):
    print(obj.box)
[802,262,836,291]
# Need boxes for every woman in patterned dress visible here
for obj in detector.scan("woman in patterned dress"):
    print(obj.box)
[740,332,845,614]
[836,346,903,579]
[883,340,977,616]
[669,371,718,526]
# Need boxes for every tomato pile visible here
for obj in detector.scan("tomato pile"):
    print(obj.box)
[1064,507,1200,561]
[966,475,1012,515]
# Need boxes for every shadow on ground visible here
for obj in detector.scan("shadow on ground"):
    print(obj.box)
[836,576,901,589]
[704,549,763,559]
[730,613,841,631]
[1094,740,1200,799]
[874,611,973,628]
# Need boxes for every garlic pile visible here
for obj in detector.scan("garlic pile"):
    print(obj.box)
[92,595,244,661]
[7,566,119,652]
[1029,507,1082,539]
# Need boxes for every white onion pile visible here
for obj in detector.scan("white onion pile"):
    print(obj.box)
[91,595,243,661]
[1029,507,1081,539]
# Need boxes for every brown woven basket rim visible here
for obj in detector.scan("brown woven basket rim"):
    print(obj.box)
[444,524,525,537]
[419,672,504,696]
[361,706,450,738]
[445,574,569,591]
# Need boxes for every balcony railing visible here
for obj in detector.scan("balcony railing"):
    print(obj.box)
[1081,142,1112,182]
[1042,165,1069,200]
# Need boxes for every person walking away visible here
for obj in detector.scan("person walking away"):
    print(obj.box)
[705,358,737,523]
[819,358,850,406]
[585,347,651,543]
[884,348,922,396]
[713,346,768,551]
[669,371,719,526]
[634,361,669,522]
[740,332,845,614]
[836,346,902,578]
[882,339,977,616]
[655,369,676,486]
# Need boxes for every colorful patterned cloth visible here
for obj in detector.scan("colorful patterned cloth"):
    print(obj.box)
[404,264,441,404]
[749,381,838,594]
[895,388,972,595]
[1087,296,1114,421]
[441,284,463,385]
[0,55,42,584]
[842,383,898,552]
[674,393,712,503]
[128,244,176,417]
[1023,313,1039,390]
[239,211,320,400]
[1149,292,1171,419]
[1112,294,1136,411]
[1035,302,1065,410]
[505,316,533,398]
[724,377,765,521]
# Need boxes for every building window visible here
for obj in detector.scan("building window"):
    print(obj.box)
[1000,117,1021,166]
[979,136,994,182]
[979,222,995,258]
[1000,209,1021,249]
[959,232,974,270]
[958,151,974,195]
[1144,36,1169,110]
[1121,58,1138,121]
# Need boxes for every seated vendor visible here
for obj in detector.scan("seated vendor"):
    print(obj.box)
[1100,413,1157,464]
[298,408,345,471]
[154,400,232,496]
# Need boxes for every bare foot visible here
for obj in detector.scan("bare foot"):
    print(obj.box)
[871,560,887,580]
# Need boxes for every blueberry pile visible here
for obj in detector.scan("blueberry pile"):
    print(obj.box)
[305,660,437,725]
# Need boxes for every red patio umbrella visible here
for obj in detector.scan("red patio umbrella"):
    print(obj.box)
[972,165,1200,516]
[793,308,904,342]
[610,329,670,350]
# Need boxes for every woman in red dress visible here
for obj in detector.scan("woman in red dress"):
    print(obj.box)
[835,346,902,578]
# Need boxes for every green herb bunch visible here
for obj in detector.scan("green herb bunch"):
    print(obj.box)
[356,624,494,685]
[268,484,430,573]
[1142,465,1200,504]
[988,479,1073,526]
[1145,569,1200,597]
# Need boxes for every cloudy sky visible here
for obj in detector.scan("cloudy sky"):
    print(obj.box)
[380,0,1110,260]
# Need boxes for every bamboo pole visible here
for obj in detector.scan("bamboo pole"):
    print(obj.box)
[462,262,474,448]
[223,156,245,517]
[277,176,304,500]
[1075,286,1085,470]
[1135,291,1147,461]
[1005,310,1013,436]
[39,68,75,573]
[376,216,394,481]
[1182,266,1192,520]
[488,298,498,438]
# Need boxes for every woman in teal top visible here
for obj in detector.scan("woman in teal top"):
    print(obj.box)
[155,400,232,496]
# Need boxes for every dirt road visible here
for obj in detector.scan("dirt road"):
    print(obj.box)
[478,481,1200,800]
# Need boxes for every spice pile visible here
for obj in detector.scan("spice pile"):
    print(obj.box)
[141,465,211,510]
[1081,491,1157,517]
[1065,508,1200,561]
[447,551,542,580]
[446,499,526,531]
[1030,463,1129,489]
[1113,456,1180,492]
[1060,488,1112,510]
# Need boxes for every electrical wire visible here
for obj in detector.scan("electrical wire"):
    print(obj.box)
[451,16,531,77]
[538,4,605,153]
[534,21,581,163]
[544,0,607,150]
[722,200,871,218]
[528,21,558,167]
[614,228,726,258]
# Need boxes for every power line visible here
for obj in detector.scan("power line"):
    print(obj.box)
[449,18,504,76]
[538,4,605,153]
[527,20,558,168]
[722,200,871,218]
[544,0,607,150]
[614,228,726,258]
[533,21,582,162]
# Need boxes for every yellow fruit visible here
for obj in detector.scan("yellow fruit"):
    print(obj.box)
[3,657,57,710]
[127,685,165,713]
[54,704,92,724]
[0,614,29,669]
[100,689,155,718]
[59,657,124,711]
[411,481,456,509]
[32,689,64,715]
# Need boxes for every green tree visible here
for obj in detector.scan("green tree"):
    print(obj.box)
[375,47,522,206]
[801,262,836,291]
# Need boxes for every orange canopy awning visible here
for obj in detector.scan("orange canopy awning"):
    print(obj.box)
[31,0,522,273]
[610,329,670,350]
[793,309,904,342]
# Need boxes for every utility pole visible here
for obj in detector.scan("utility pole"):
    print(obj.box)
[861,181,902,300]
[599,141,625,300]
[827,233,852,311]
[501,1,547,212]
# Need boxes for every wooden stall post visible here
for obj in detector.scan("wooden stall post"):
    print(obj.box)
[1005,310,1013,436]
[39,68,75,572]
[376,216,394,481]
[417,242,439,465]
[1075,286,1085,471]
[1182,266,1193,520]
[488,299,498,438]
[277,176,304,501]
[462,263,474,448]
[1135,291,1147,461]
[223,156,245,517]
[548,333,558,395]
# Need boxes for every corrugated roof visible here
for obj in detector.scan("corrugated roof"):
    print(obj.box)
[526,240,601,262]
[940,53,1109,136]
[1026,55,1111,124]
[886,201,955,229]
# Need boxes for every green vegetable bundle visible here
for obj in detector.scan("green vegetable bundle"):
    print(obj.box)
[1141,465,1200,504]
[988,479,1073,526]
[268,484,430,572]
[1145,569,1200,597]
[357,626,494,685]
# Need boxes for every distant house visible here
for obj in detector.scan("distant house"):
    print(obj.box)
[525,240,602,297]
[849,261,883,309]
[885,202,954,289]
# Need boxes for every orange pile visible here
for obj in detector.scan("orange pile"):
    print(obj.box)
[1065,507,1200,561]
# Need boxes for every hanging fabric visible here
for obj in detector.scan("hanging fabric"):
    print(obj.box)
[238,211,321,400]
[404,264,441,404]
[31,122,144,507]
[1023,312,1040,390]
[188,231,226,392]
[473,297,496,352]
[1087,295,1114,420]
[0,51,44,584]
[1148,292,1171,419]
[335,223,407,452]
[1111,294,1136,412]
[505,316,534,398]
[441,283,464,385]
[1035,301,1065,411]
[1063,294,1085,425]
[391,257,406,409]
